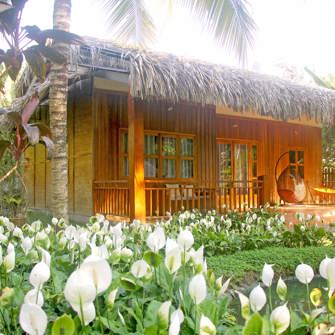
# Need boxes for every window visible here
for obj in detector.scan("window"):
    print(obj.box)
[289,149,304,178]
[217,141,258,184]
[120,131,195,179]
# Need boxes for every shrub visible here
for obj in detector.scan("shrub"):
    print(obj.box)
[208,246,335,283]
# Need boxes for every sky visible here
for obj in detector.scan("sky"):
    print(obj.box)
[17,0,335,81]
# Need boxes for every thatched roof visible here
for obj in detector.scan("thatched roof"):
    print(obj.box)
[17,36,335,125]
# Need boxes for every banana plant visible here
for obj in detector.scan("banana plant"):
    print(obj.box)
[0,0,83,183]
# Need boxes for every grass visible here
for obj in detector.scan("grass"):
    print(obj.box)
[26,209,82,225]
[207,246,335,285]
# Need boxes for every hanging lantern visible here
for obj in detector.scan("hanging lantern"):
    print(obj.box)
[0,0,12,13]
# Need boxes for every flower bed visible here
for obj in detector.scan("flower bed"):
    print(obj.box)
[0,214,335,334]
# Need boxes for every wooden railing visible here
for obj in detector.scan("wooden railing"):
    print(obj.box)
[145,178,264,218]
[93,178,264,219]
[322,167,335,189]
[93,181,130,217]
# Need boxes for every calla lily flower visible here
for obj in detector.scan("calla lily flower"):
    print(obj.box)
[199,315,216,335]
[131,259,150,278]
[73,302,96,326]
[326,259,335,290]
[81,255,112,294]
[218,278,231,297]
[189,274,207,305]
[165,238,179,254]
[319,256,331,279]
[270,304,290,334]
[262,263,274,287]
[39,248,51,268]
[276,277,287,301]
[4,244,15,273]
[249,285,267,312]
[147,226,166,252]
[107,288,118,308]
[64,269,96,306]
[19,303,48,335]
[29,262,50,288]
[295,264,314,284]
[21,237,33,255]
[165,247,182,274]
[177,230,194,250]
[236,291,251,320]
[158,300,171,328]
[24,289,44,307]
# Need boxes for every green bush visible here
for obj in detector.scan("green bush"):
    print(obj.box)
[208,246,335,284]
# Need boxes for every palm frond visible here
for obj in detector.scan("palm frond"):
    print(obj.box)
[305,67,335,90]
[101,0,156,48]
[180,0,256,64]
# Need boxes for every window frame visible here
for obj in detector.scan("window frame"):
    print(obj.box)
[288,147,305,179]
[119,129,196,181]
[216,138,259,182]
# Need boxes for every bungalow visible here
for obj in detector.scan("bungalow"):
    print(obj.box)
[22,37,335,221]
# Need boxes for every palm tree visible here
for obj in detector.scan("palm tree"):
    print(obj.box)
[102,0,255,64]
[49,0,71,222]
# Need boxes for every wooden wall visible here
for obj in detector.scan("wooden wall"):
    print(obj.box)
[94,90,322,205]
[93,90,217,187]
[24,87,94,217]
[215,115,322,203]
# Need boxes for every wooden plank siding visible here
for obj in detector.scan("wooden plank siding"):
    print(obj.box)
[215,114,322,204]
[24,88,94,217]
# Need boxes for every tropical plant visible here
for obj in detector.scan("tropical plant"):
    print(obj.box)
[102,0,256,64]
[0,214,335,334]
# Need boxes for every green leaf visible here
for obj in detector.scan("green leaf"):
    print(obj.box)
[328,294,335,314]
[143,300,161,328]
[243,312,263,335]
[0,140,10,160]
[120,276,137,291]
[144,250,162,267]
[23,46,47,79]
[51,314,75,335]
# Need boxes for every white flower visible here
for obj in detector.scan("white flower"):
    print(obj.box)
[236,291,250,320]
[73,302,96,326]
[189,246,204,266]
[4,244,15,273]
[249,285,267,312]
[51,217,58,225]
[21,237,33,255]
[39,248,51,268]
[218,278,231,297]
[158,301,171,328]
[166,238,179,254]
[189,274,207,305]
[270,304,290,334]
[295,264,314,284]
[24,289,44,307]
[13,227,23,239]
[19,303,48,335]
[177,230,194,250]
[131,260,150,278]
[29,262,50,288]
[169,313,181,335]
[121,247,133,259]
[81,256,112,294]
[0,246,2,266]
[171,308,184,324]
[319,256,331,279]
[276,277,287,301]
[326,258,335,290]
[90,244,109,259]
[165,247,182,274]
[107,289,118,307]
[64,269,96,306]
[200,315,216,335]
[147,227,166,252]
[262,263,274,287]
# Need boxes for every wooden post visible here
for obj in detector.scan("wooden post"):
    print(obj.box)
[128,94,146,221]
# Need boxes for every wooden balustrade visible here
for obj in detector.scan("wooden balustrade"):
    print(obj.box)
[93,178,264,219]
[93,181,130,217]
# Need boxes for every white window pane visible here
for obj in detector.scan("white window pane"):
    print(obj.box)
[145,158,158,177]
[163,159,176,178]
[181,160,193,178]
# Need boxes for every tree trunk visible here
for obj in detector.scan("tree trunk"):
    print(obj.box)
[49,0,71,222]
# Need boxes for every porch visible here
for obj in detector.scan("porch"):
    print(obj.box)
[93,178,265,220]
